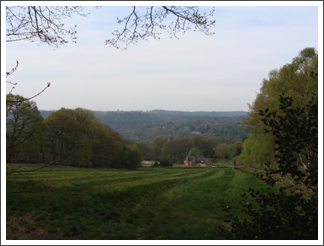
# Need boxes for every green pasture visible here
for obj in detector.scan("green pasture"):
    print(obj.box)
[6,166,277,240]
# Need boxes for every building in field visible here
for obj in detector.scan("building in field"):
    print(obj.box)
[184,155,213,167]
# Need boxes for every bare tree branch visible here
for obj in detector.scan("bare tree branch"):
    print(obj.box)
[6,6,89,48]
[105,6,216,50]
[6,61,51,116]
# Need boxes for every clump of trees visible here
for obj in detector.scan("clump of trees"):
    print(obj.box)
[6,103,142,170]
[219,48,318,240]
[137,134,244,165]
[239,47,318,170]
[118,145,142,170]
[6,94,46,163]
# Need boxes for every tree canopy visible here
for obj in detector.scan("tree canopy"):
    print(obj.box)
[6,94,45,163]
[220,47,319,240]
[239,47,318,169]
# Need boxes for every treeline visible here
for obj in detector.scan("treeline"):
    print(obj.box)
[40,110,247,142]
[6,96,244,168]
[93,109,247,119]
[136,135,243,164]
[115,116,246,142]
[95,111,247,142]
[40,109,248,142]
[6,99,142,169]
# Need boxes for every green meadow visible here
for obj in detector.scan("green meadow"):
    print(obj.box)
[6,166,276,240]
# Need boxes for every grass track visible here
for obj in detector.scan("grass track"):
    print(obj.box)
[6,166,278,240]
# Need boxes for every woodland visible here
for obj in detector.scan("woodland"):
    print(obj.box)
[6,5,318,241]
[40,109,247,143]
[7,104,246,167]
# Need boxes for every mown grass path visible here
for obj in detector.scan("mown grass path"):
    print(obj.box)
[6,166,276,240]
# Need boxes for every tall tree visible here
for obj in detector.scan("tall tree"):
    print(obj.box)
[240,47,318,167]
[175,137,193,162]
[91,122,121,168]
[203,136,219,158]
[232,141,243,156]
[192,134,204,150]
[118,144,142,170]
[152,135,168,160]
[44,108,82,165]
[137,141,153,160]
[188,147,203,157]
[214,143,229,159]
[44,108,123,167]
[6,94,45,163]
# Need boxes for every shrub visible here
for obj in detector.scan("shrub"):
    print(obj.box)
[188,147,203,157]
[118,144,142,170]
[47,226,58,233]
[159,159,173,167]
[219,94,318,240]
[152,159,173,167]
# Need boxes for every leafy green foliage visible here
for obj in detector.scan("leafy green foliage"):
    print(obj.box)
[152,136,168,160]
[188,147,203,157]
[42,108,124,168]
[91,122,121,168]
[220,95,318,240]
[6,94,45,163]
[118,144,142,170]
[259,94,318,192]
[240,47,318,166]
[159,159,173,167]
[214,144,229,159]
[220,187,317,240]
[138,134,240,165]
[153,160,172,167]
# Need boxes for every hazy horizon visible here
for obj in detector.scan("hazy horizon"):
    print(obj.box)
[38,108,249,112]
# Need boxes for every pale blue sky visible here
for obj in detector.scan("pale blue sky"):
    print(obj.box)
[3,3,321,112]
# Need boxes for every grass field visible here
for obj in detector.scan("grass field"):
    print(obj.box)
[6,165,278,240]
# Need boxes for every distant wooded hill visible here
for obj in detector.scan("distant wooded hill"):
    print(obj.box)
[39,110,248,142]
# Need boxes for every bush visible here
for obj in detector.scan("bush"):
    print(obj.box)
[219,94,318,240]
[152,159,173,167]
[47,226,58,233]
[118,144,142,170]
[159,159,173,167]
[188,147,203,157]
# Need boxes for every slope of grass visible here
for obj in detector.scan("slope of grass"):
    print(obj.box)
[6,166,277,240]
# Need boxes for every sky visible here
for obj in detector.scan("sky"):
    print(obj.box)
[3,2,322,113]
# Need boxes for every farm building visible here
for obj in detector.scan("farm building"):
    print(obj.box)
[184,155,213,167]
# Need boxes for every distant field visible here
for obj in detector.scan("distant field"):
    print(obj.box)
[6,165,277,240]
